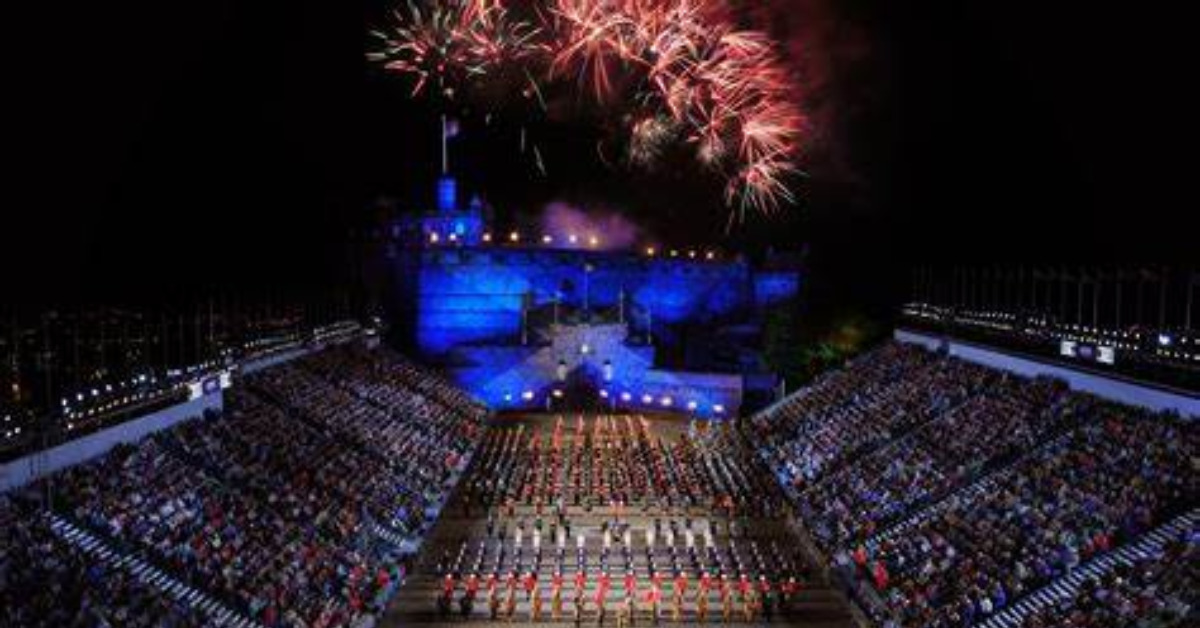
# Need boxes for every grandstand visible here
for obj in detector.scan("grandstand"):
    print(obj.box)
[5,4,1196,625]
[3,328,1195,628]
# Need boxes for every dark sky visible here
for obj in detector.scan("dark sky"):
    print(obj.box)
[7,1,1191,311]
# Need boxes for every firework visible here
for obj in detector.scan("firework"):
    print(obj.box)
[370,0,806,218]
[370,0,543,97]
[627,114,678,167]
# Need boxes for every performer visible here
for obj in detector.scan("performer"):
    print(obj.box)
[738,574,754,623]
[552,570,565,620]
[616,593,632,628]
[648,570,663,626]
[462,572,479,618]
[596,570,612,626]
[575,570,588,599]
[488,573,501,620]
[759,575,773,622]
[696,573,711,624]
[672,572,688,623]
[720,576,733,624]
[525,569,540,605]
[505,575,518,622]
[531,580,544,621]
[574,590,586,627]
[780,575,799,616]
[439,572,455,617]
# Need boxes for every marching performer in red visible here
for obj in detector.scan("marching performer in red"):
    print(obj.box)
[758,575,773,622]
[487,573,500,620]
[697,572,711,623]
[672,571,688,622]
[647,570,664,625]
[439,572,455,617]
[463,572,479,618]
[596,570,612,625]
[552,570,566,620]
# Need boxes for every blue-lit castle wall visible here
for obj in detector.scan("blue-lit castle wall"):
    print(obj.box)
[396,248,790,354]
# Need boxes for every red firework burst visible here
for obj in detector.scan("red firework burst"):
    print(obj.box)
[370,0,806,219]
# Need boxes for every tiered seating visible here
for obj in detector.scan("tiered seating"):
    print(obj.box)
[253,354,480,519]
[865,413,1196,627]
[34,342,486,628]
[1011,528,1196,628]
[170,388,432,540]
[750,341,1198,628]
[56,431,387,627]
[799,375,1074,548]
[754,343,994,490]
[1,496,208,628]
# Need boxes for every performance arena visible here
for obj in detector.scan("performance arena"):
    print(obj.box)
[3,296,1196,628]
[5,1,1197,627]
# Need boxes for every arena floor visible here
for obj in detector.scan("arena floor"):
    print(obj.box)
[380,412,856,627]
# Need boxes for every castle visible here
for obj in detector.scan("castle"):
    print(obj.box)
[378,175,800,416]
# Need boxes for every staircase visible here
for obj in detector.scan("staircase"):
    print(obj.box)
[46,512,264,628]
[975,508,1199,628]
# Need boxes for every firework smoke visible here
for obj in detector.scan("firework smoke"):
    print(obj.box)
[539,201,643,250]
[370,0,808,221]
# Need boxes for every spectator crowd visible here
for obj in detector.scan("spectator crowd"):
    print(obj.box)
[752,341,1198,628]
[1,495,209,627]
[8,342,486,628]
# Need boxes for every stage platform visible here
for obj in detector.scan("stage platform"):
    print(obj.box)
[380,412,855,628]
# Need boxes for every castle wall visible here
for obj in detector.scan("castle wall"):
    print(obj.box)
[400,248,792,354]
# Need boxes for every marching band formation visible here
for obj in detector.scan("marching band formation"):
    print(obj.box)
[421,415,813,625]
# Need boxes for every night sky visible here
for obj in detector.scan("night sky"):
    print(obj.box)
[7,1,1190,312]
